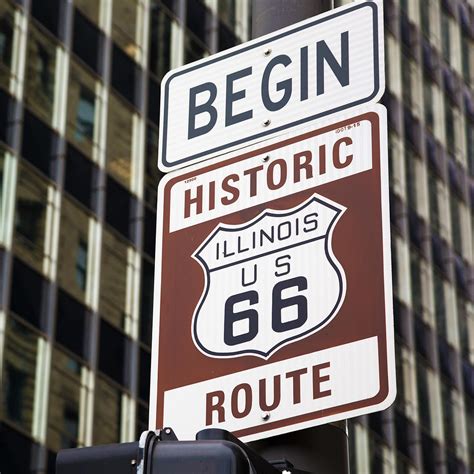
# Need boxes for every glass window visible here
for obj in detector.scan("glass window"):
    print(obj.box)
[186,0,210,47]
[218,0,236,30]
[105,175,132,241]
[24,24,57,124]
[31,0,62,38]
[433,271,447,338]
[424,79,434,130]
[466,121,473,177]
[218,21,238,52]
[64,143,96,212]
[98,319,127,386]
[139,258,154,346]
[139,347,150,402]
[449,194,462,256]
[0,423,34,474]
[57,196,90,301]
[148,3,172,81]
[47,349,86,450]
[184,33,207,64]
[72,8,102,74]
[428,171,441,234]
[111,43,139,106]
[93,376,122,445]
[445,99,455,152]
[106,92,132,189]
[100,228,128,329]
[0,1,14,90]
[10,257,45,329]
[13,163,48,271]
[461,33,472,85]
[144,125,160,208]
[67,60,99,158]
[112,0,139,60]
[136,401,148,438]
[55,288,89,359]
[74,0,100,24]
[1,315,40,433]
[420,1,430,38]
[441,10,451,63]
[22,108,58,179]
[0,147,5,225]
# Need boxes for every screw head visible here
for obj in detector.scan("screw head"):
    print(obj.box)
[263,48,272,56]
[262,119,271,127]
[261,412,270,421]
[165,428,171,434]
[263,155,270,162]
[131,459,137,466]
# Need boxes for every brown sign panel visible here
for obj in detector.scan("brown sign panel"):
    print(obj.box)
[150,104,395,442]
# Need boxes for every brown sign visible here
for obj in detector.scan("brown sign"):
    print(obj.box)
[150,104,395,442]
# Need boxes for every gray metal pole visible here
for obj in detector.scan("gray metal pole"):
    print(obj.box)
[248,1,350,473]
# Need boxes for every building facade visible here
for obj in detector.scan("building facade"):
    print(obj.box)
[0,0,472,473]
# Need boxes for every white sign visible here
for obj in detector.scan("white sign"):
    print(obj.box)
[150,105,395,441]
[192,195,346,359]
[158,0,384,172]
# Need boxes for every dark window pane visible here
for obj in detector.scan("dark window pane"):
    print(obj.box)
[74,86,95,143]
[98,318,126,385]
[22,109,58,179]
[140,259,154,346]
[65,144,95,211]
[0,423,34,474]
[105,175,132,240]
[31,0,62,38]
[0,3,14,90]
[0,88,17,148]
[218,21,238,51]
[139,347,150,401]
[111,43,139,107]
[186,0,210,46]
[72,8,102,74]
[148,76,160,125]
[10,257,44,328]
[56,288,88,359]
[144,206,156,258]
[149,5,172,81]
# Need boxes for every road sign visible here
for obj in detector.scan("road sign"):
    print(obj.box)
[158,0,384,172]
[150,104,395,442]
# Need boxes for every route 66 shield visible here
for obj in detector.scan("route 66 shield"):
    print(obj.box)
[192,194,347,358]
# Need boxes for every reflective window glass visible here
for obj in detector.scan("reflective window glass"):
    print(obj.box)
[144,125,160,208]
[112,0,139,59]
[1,315,40,433]
[57,196,90,302]
[55,288,89,359]
[111,43,139,106]
[466,121,474,176]
[98,319,128,386]
[31,0,62,38]
[184,33,207,64]
[47,349,85,450]
[218,21,238,52]
[100,228,127,329]
[74,0,100,24]
[449,194,462,255]
[10,257,45,329]
[441,10,451,63]
[0,1,14,90]
[186,0,210,47]
[93,376,122,444]
[149,3,172,81]
[106,92,132,189]
[13,163,48,271]
[24,24,57,124]
[22,108,58,179]
[64,143,96,212]
[72,8,102,74]
[67,61,99,158]
[139,258,154,346]
[218,0,236,28]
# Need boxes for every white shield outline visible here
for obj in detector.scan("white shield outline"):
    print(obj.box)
[191,193,347,359]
